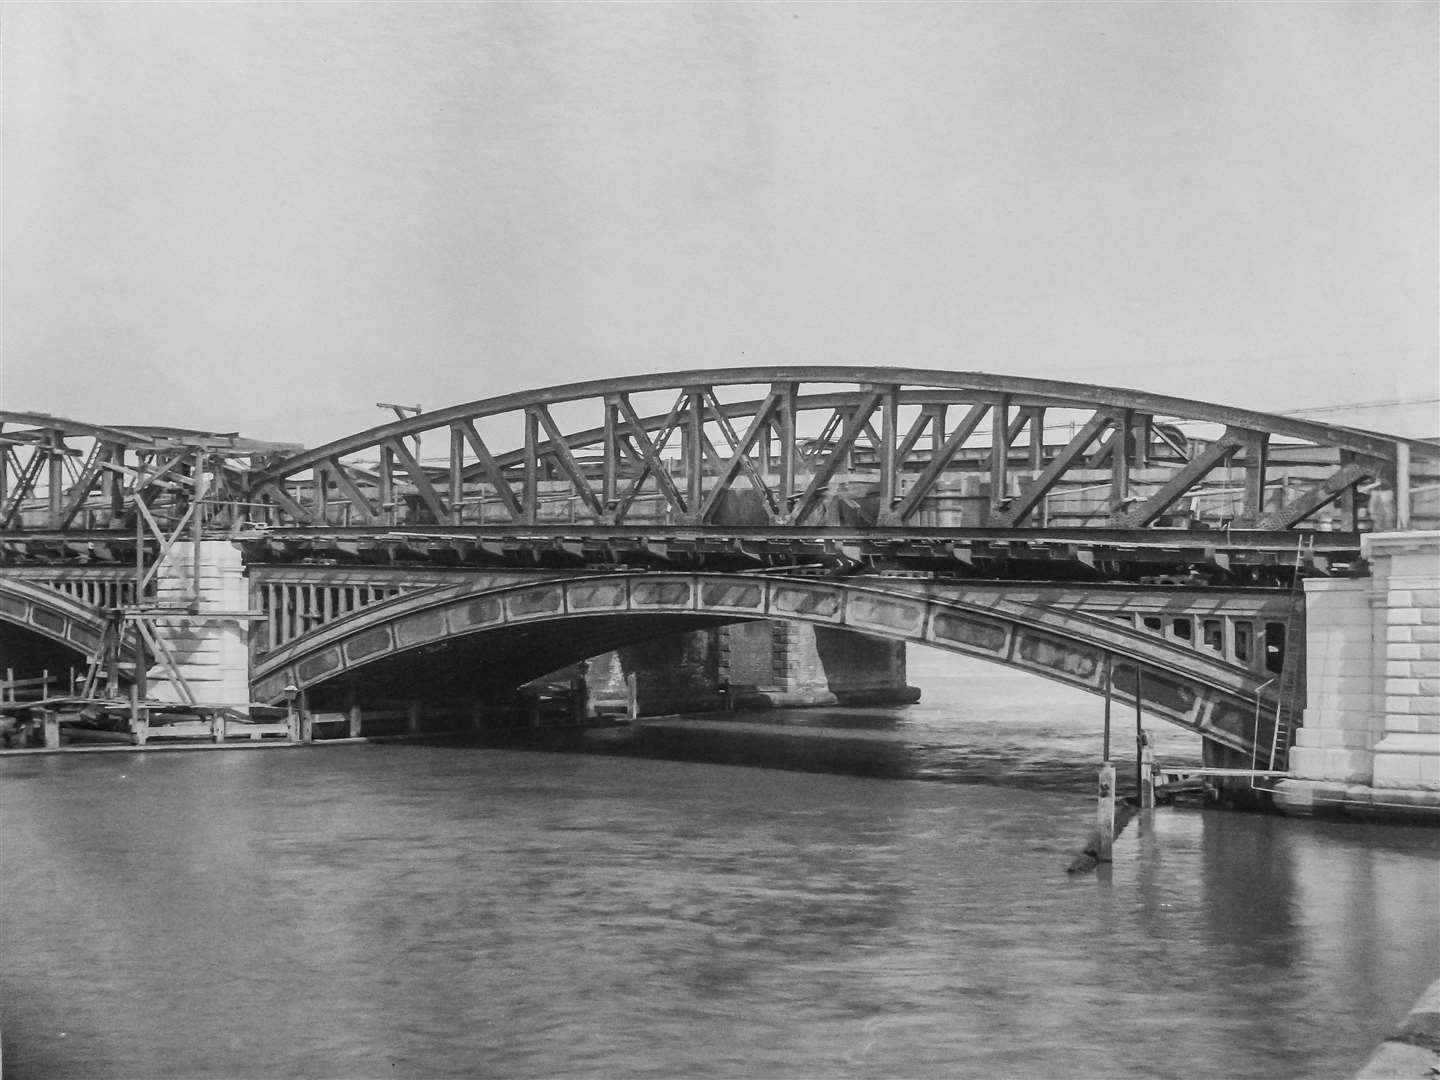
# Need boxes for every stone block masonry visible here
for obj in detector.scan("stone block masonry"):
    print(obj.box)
[1277,532,1440,822]
[143,540,253,708]
[589,622,918,715]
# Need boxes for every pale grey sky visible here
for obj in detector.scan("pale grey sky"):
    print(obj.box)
[3,2,1436,445]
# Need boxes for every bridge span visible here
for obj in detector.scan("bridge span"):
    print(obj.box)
[2,367,1436,816]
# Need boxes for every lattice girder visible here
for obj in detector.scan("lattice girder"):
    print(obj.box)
[240,368,1435,534]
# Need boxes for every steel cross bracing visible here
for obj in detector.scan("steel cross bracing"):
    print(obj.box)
[0,412,299,535]
[4,372,1435,582]
[0,413,300,700]
[234,368,1433,539]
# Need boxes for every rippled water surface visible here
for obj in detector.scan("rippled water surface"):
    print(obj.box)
[3,655,1437,1079]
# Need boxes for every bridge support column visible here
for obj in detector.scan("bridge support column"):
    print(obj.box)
[1276,531,1440,822]
[590,623,919,717]
[142,541,252,710]
[722,623,919,710]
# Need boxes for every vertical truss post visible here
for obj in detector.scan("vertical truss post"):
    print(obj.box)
[523,407,540,524]
[602,396,620,512]
[1131,414,1152,468]
[990,396,1011,512]
[1241,431,1270,521]
[685,388,706,517]
[48,435,65,528]
[135,499,148,602]
[878,385,898,514]
[191,448,205,608]
[378,444,395,526]
[108,446,125,522]
[1028,407,1046,470]
[1110,408,1132,517]
[776,382,797,523]
[449,426,465,525]
[315,463,330,525]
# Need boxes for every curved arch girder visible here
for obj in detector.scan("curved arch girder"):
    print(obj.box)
[253,572,1284,758]
[0,578,137,664]
[243,367,1434,534]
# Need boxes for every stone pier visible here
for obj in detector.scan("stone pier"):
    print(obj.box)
[142,540,253,708]
[1276,532,1440,822]
[588,622,919,716]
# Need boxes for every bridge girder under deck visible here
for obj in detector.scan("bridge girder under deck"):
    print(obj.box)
[252,571,1295,762]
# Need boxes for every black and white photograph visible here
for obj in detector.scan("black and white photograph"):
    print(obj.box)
[1,3,1437,1078]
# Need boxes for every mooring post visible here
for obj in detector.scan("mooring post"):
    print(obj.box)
[1139,731,1156,809]
[1102,653,1113,761]
[131,687,148,746]
[571,671,589,725]
[1096,762,1116,861]
[348,704,362,739]
[40,709,59,749]
[626,672,638,721]
[1134,666,1145,796]
[211,710,225,744]
[299,695,314,743]
[407,701,422,735]
[284,682,300,743]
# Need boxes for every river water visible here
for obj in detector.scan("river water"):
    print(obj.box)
[2,650,1437,1079]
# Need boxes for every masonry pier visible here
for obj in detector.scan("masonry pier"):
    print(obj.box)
[1276,532,1440,823]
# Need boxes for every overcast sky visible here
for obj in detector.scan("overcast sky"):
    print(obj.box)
[3,2,1436,446]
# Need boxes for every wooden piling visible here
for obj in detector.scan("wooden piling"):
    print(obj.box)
[1096,762,1116,862]
[131,689,148,746]
[1140,732,1156,809]
[42,710,60,749]
[1102,654,1113,761]
[1134,666,1145,795]
[625,673,638,721]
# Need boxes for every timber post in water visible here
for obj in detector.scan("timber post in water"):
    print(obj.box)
[1096,762,1116,862]
[1140,732,1157,809]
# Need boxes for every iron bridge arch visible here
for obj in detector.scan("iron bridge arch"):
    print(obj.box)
[0,578,137,668]
[241,366,1436,536]
[253,572,1285,759]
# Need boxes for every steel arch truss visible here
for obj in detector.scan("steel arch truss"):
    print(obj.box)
[252,572,1290,759]
[242,368,1436,534]
[0,411,299,535]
